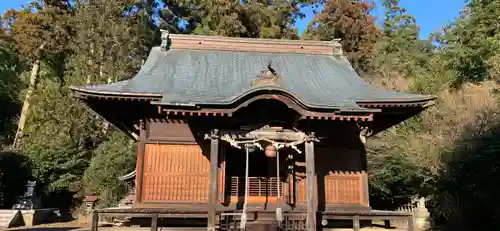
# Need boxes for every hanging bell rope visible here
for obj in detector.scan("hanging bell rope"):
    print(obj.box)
[275,149,283,223]
[218,131,312,228]
[240,144,251,230]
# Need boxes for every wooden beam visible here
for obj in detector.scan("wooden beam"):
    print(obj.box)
[305,140,316,231]
[208,135,219,231]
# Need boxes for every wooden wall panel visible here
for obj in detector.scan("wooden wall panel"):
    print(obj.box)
[294,144,367,206]
[296,172,363,205]
[141,144,210,203]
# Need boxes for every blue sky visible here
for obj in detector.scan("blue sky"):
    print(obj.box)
[1,0,465,39]
[296,0,466,39]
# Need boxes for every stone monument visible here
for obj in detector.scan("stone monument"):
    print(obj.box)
[12,181,40,210]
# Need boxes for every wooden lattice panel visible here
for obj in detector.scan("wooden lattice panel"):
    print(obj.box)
[141,144,209,202]
[296,172,363,205]
[230,176,283,197]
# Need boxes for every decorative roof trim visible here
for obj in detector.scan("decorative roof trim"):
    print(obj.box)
[70,86,161,101]
[70,86,162,97]
[161,30,342,56]
[357,97,436,108]
[159,108,375,122]
[156,93,379,122]
[153,87,376,112]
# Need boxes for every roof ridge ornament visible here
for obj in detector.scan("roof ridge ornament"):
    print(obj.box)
[332,38,343,57]
[251,60,281,87]
[160,29,170,51]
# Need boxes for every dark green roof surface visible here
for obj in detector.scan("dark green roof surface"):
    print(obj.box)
[73,46,433,110]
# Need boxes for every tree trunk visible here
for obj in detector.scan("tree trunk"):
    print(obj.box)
[12,59,41,148]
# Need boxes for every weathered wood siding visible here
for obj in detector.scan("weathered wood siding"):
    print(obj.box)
[295,145,368,207]
[141,144,210,202]
[296,173,364,205]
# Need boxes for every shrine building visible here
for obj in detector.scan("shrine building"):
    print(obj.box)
[71,31,435,231]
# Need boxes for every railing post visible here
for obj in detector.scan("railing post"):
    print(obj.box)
[408,215,414,231]
[151,213,158,231]
[353,215,360,231]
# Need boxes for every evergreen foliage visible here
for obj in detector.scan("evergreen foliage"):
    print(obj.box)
[302,0,379,72]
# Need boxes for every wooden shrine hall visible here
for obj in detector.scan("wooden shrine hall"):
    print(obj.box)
[71,31,435,231]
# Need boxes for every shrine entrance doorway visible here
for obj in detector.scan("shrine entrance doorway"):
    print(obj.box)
[225,146,285,209]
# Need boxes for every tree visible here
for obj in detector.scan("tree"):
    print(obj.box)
[0,29,25,147]
[302,0,380,72]
[3,0,73,148]
[371,0,431,77]
[158,0,312,39]
[432,0,500,85]
[70,0,158,85]
[380,0,419,53]
[82,131,136,207]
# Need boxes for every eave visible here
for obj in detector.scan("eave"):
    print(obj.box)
[70,85,436,139]
[356,96,437,108]
[70,86,161,101]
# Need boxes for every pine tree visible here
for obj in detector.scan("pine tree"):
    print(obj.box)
[302,0,379,72]
[381,0,419,51]
[71,0,158,85]
[158,0,311,38]
[372,0,431,77]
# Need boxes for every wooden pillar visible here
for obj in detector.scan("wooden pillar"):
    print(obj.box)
[305,139,316,231]
[135,119,147,203]
[208,130,219,231]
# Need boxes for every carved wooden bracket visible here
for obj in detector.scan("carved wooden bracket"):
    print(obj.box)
[204,128,220,140]
[139,119,146,130]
